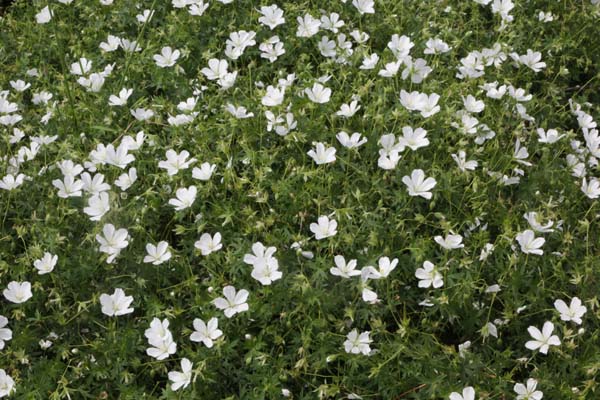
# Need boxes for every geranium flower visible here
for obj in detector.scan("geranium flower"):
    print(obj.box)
[434,234,464,250]
[514,378,543,400]
[33,252,57,274]
[352,0,375,14]
[398,126,429,151]
[0,316,12,350]
[343,329,372,355]
[213,286,249,318]
[258,5,285,29]
[415,261,443,288]
[3,281,32,304]
[330,255,361,278]
[310,215,338,239]
[168,358,193,391]
[554,297,587,325]
[515,230,545,255]
[244,242,282,285]
[96,224,129,263]
[449,387,475,400]
[190,317,223,348]
[192,163,217,181]
[143,241,172,265]
[158,150,196,176]
[402,169,436,199]
[169,186,197,211]
[99,288,134,316]
[0,369,15,397]
[153,46,180,68]
[296,14,321,37]
[84,192,110,221]
[305,83,331,104]
[525,321,560,354]
[307,142,336,164]
[336,131,367,149]
[194,233,223,256]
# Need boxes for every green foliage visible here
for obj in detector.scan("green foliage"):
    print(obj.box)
[0,0,599,399]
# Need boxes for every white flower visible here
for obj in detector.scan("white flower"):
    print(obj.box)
[377,256,398,278]
[515,230,545,255]
[343,329,372,355]
[70,57,93,75]
[212,286,249,318]
[244,242,282,285]
[336,100,361,118]
[225,104,254,118]
[525,321,560,354]
[424,38,451,54]
[143,241,172,265]
[434,234,464,250]
[52,175,83,198]
[0,316,12,350]
[305,83,331,104]
[352,0,375,14]
[189,1,209,16]
[554,297,587,325]
[336,131,367,149]
[108,88,133,106]
[130,108,154,121]
[153,46,181,68]
[34,252,58,275]
[10,80,30,92]
[537,128,564,144]
[451,151,478,172]
[320,12,344,33]
[35,6,53,24]
[201,59,229,81]
[84,192,111,221]
[415,261,443,288]
[310,215,338,240]
[581,177,600,199]
[81,173,111,195]
[114,168,137,191]
[96,224,129,263]
[519,49,546,72]
[258,4,285,29]
[0,173,26,191]
[105,144,135,169]
[190,317,223,348]
[296,14,321,37]
[402,169,436,199]
[523,212,554,233]
[169,186,197,211]
[0,369,15,398]
[3,281,32,304]
[168,358,193,391]
[158,149,196,176]
[194,233,223,256]
[136,9,154,23]
[398,126,429,151]
[146,331,177,360]
[307,142,336,164]
[100,34,121,52]
[514,378,543,400]
[99,288,134,316]
[360,53,379,69]
[192,163,217,181]
[388,34,414,59]
[449,387,475,400]
[330,255,361,278]
[463,95,485,113]
[261,85,285,107]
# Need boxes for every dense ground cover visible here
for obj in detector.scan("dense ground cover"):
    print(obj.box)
[0,0,599,398]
